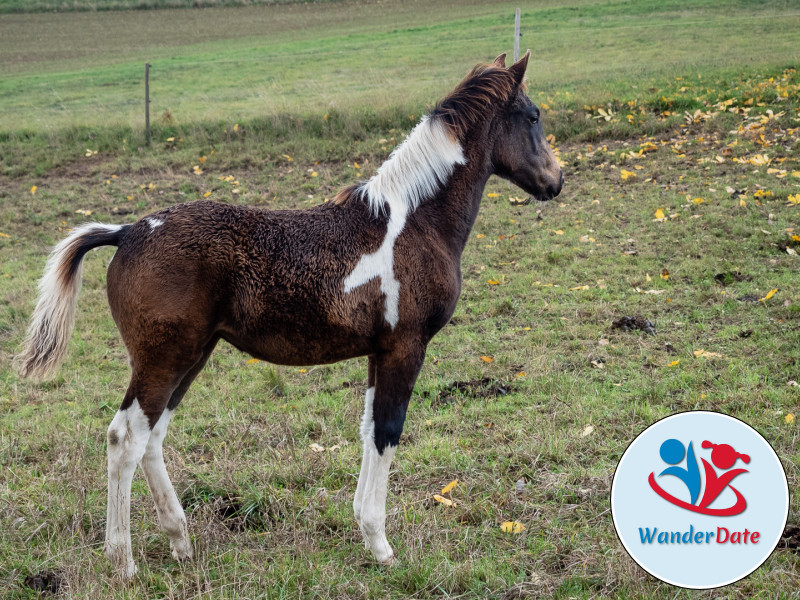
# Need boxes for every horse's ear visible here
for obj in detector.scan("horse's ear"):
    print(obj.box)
[492,53,507,68]
[508,49,530,86]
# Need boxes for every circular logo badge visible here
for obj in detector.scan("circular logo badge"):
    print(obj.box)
[611,411,788,589]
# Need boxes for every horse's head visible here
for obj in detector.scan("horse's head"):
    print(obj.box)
[490,51,563,202]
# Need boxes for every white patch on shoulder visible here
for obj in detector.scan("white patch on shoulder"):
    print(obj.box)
[344,116,464,327]
[146,217,164,231]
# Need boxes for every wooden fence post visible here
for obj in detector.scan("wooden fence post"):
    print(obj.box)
[514,8,520,62]
[145,62,151,146]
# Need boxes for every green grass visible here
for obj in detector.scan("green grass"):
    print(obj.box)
[1,0,800,598]
[0,0,320,14]
[1,0,799,132]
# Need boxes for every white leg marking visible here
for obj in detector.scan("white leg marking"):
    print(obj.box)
[358,440,397,564]
[140,408,193,562]
[344,117,465,328]
[104,398,151,579]
[145,217,164,231]
[353,387,375,525]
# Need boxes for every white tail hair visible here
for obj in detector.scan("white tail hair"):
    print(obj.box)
[15,223,126,380]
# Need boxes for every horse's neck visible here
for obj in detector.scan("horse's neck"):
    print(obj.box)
[416,135,493,258]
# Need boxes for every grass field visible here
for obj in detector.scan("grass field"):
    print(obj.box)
[1,0,800,598]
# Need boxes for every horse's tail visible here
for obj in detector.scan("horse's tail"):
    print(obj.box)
[15,222,131,381]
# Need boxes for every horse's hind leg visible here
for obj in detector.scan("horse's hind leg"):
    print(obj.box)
[104,392,154,578]
[140,338,218,562]
[105,342,211,578]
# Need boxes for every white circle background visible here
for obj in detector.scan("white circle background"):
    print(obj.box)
[611,411,789,589]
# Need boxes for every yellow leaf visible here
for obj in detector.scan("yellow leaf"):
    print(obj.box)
[246,358,260,364]
[553,230,564,235]
[785,413,795,424]
[654,208,666,220]
[668,359,680,367]
[620,169,635,181]
[791,235,800,242]
[166,137,175,142]
[283,154,294,162]
[233,123,239,132]
[740,198,747,207]
[487,193,499,198]
[693,349,725,359]
[441,480,458,495]
[353,161,361,169]
[311,171,318,177]
[476,233,486,239]
[569,285,589,290]
[30,185,37,194]
[500,521,526,533]
[487,279,500,285]
[760,288,778,301]
[515,371,527,378]
[298,368,307,373]
[127,195,133,200]
[204,191,212,198]
[433,494,455,507]
[660,269,669,280]
[199,156,207,163]
[480,355,494,363]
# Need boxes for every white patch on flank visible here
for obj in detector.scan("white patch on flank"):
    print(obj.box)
[344,116,465,327]
[140,408,193,561]
[146,217,164,231]
[105,398,152,579]
[15,223,123,380]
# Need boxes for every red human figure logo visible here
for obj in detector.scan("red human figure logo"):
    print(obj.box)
[698,441,750,511]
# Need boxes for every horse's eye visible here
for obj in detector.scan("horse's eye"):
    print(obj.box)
[527,115,539,126]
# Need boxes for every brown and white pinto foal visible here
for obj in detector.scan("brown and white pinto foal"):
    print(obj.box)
[16,51,562,577]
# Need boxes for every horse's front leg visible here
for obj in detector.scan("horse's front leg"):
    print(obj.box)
[354,345,425,564]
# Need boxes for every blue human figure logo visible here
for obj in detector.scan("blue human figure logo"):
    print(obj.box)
[658,438,701,505]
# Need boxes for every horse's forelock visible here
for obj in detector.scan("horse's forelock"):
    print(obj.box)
[432,64,520,140]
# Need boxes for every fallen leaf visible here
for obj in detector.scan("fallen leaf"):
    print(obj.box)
[693,349,725,359]
[310,443,325,453]
[30,185,37,194]
[759,288,778,302]
[500,521,526,533]
[668,359,680,367]
[487,193,499,198]
[654,208,666,220]
[480,356,494,363]
[785,414,795,425]
[487,279,500,285]
[433,494,455,507]
[581,425,595,437]
[246,358,260,364]
[441,480,459,495]
[660,269,669,280]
